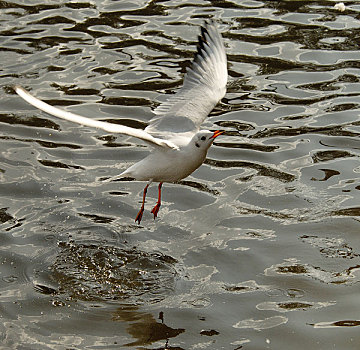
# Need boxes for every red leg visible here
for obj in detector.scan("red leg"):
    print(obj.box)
[151,182,163,219]
[135,183,150,224]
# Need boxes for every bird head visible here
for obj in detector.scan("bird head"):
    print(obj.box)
[192,130,223,151]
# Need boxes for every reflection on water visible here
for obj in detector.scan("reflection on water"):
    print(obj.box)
[1,0,360,349]
[113,308,185,347]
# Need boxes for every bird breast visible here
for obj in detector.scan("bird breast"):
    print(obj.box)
[123,147,207,183]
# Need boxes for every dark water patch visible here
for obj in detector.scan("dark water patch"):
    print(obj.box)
[298,81,338,92]
[325,103,360,112]
[0,2,61,15]
[236,205,308,223]
[267,260,359,285]
[78,213,115,224]
[312,150,354,163]
[102,96,153,107]
[23,97,83,107]
[108,79,182,92]
[277,264,308,274]
[214,120,256,132]
[256,90,360,106]
[332,207,360,217]
[51,83,99,96]
[0,113,60,130]
[96,135,132,148]
[310,320,360,328]
[278,114,310,121]
[36,139,82,149]
[229,22,329,49]
[16,37,87,52]
[301,235,359,259]
[229,54,304,75]
[34,284,58,296]
[299,74,360,92]
[0,208,14,224]
[206,159,295,182]
[0,46,30,55]
[217,141,279,152]
[0,135,82,149]
[32,15,76,25]
[222,100,270,114]
[178,180,220,196]
[327,320,360,327]
[226,76,257,91]
[256,300,332,313]
[108,191,128,196]
[38,159,85,170]
[252,125,359,138]
[277,301,312,310]
[311,168,340,181]
[92,67,119,75]
[200,329,219,336]
[4,220,25,233]
[223,284,260,293]
[99,118,147,129]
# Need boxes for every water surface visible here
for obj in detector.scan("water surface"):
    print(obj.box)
[1,1,360,349]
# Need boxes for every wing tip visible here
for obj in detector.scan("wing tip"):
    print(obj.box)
[191,19,224,69]
[13,85,24,94]
[14,85,32,101]
[14,85,32,103]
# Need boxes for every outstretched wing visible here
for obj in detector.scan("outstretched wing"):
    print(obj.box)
[145,20,227,137]
[15,86,178,150]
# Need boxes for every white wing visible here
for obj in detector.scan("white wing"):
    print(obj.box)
[15,86,178,150]
[145,20,227,137]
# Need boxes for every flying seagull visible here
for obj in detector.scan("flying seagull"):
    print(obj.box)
[15,20,228,224]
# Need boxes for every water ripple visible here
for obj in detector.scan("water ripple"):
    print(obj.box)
[1,1,360,349]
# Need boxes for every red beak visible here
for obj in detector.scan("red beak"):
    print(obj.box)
[210,130,223,139]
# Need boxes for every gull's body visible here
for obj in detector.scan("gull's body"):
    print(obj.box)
[15,20,228,223]
[123,145,203,183]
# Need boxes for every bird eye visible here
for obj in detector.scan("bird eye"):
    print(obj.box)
[201,136,206,141]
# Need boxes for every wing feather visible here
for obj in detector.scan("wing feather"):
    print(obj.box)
[146,20,227,136]
[14,86,178,150]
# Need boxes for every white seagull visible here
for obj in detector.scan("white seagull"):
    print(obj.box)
[15,20,228,224]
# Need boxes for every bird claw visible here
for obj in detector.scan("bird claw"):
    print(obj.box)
[135,208,144,224]
[151,203,161,219]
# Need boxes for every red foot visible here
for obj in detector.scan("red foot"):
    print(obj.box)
[135,183,150,225]
[151,203,161,219]
[135,207,144,224]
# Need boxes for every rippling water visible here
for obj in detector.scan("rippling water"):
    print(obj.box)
[1,0,360,349]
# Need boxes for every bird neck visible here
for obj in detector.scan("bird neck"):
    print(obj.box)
[182,140,209,163]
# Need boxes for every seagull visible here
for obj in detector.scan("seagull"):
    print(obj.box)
[15,20,228,224]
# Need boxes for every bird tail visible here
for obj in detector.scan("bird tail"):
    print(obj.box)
[99,169,133,183]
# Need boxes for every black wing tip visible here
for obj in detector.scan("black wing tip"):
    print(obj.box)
[201,24,209,38]
[192,20,218,66]
[201,19,217,37]
[204,19,215,27]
